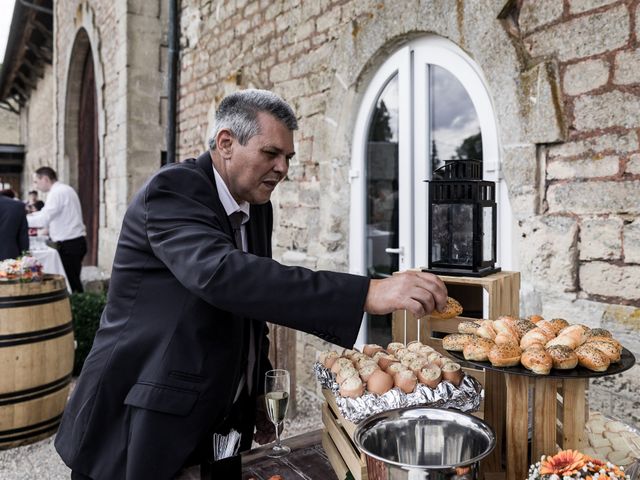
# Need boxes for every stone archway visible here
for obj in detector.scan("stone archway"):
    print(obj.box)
[64,28,99,266]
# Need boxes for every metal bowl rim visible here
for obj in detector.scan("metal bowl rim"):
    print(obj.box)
[353,406,497,470]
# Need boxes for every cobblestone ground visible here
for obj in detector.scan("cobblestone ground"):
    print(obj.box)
[0,386,323,480]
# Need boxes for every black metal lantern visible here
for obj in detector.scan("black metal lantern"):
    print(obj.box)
[424,160,500,277]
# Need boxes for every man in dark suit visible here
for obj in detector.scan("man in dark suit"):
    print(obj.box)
[55,90,447,479]
[0,192,29,261]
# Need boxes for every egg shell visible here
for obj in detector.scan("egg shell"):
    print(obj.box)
[363,344,384,357]
[394,370,417,394]
[366,369,394,395]
[377,354,399,371]
[337,366,358,384]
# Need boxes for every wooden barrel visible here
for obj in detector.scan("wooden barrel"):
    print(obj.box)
[0,275,74,449]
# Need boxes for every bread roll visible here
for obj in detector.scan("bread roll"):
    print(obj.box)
[493,319,519,338]
[536,320,557,339]
[458,321,481,335]
[463,337,495,361]
[527,314,544,323]
[495,332,519,347]
[496,315,518,323]
[558,324,589,346]
[520,346,552,375]
[513,319,537,338]
[488,344,522,367]
[476,321,497,341]
[585,328,613,339]
[441,362,463,386]
[585,336,622,348]
[587,340,621,363]
[442,333,474,351]
[394,370,418,393]
[430,296,463,319]
[339,376,364,398]
[545,334,579,350]
[575,344,611,372]
[417,363,442,389]
[549,318,570,335]
[546,345,579,369]
[520,328,549,350]
[363,344,385,357]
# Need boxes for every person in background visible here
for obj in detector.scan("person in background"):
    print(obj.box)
[25,190,39,211]
[28,167,87,292]
[0,190,29,260]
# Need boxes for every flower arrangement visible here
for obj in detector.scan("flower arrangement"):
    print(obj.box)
[0,255,43,282]
[528,450,630,480]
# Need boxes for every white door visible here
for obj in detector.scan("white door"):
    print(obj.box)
[350,36,512,346]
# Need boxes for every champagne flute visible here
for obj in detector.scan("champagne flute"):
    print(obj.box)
[264,369,291,458]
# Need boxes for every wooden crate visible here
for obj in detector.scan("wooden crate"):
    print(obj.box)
[321,389,368,480]
[391,271,521,477]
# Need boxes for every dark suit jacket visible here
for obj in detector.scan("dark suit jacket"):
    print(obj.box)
[55,152,369,479]
[0,195,29,260]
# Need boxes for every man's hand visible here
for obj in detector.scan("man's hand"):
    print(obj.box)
[253,395,282,445]
[364,271,448,318]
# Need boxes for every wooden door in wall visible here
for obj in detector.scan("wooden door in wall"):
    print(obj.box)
[78,50,99,266]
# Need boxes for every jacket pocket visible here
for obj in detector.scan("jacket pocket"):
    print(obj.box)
[124,382,199,416]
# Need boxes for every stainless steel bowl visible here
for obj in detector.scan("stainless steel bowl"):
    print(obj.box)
[354,407,496,480]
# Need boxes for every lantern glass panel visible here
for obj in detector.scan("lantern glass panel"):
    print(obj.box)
[432,203,473,266]
[482,206,493,262]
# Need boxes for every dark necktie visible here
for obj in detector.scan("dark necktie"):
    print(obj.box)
[228,212,244,250]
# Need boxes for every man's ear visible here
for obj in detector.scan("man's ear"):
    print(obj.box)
[216,129,234,157]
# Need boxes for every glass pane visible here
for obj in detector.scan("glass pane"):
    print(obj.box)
[482,206,493,262]
[430,65,482,173]
[432,204,473,266]
[366,75,399,347]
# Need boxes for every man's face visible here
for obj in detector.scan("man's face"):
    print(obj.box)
[32,174,51,193]
[219,112,295,205]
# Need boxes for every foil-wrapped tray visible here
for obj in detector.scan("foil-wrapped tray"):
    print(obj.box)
[314,362,483,424]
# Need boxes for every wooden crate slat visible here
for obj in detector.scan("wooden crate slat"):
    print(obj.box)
[322,432,349,480]
[322,403,366,480]
[561,378,588,450]
[505,375,529,480]
[533,377,559,461]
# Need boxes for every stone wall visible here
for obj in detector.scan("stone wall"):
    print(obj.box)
[0,108,20,145]
[175,0,640,421]
[20,63,55,191]
[517,0,640,422]
[53,0,167,271]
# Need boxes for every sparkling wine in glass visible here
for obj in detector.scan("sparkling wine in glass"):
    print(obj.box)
[264,369,290,457]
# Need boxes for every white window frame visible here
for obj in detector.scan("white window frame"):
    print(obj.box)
[350,36,513,345]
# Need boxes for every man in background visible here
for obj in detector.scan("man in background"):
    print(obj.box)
[28,167,87,292]
[0,190,29,260]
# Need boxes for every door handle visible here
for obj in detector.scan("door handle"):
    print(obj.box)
[385,247,404,255]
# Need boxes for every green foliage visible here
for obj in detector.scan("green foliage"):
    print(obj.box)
[70,292,107,375]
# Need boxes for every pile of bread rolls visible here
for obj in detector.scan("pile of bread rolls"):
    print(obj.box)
[319,341,465,399]
[442,315,624,374]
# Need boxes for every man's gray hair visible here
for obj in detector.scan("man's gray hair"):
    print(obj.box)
[208,89,298,150]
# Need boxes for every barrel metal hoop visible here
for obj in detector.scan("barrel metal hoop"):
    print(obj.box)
[0,413,63,444]
[0,288,69,308]
[0,373,73,406]
[0,322,73,347]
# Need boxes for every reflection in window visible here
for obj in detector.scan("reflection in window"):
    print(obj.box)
[430,65,482,172]
[366,75,399,347]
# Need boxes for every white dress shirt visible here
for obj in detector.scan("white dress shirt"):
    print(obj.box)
[212,164,255,399]
[27,182,86,242]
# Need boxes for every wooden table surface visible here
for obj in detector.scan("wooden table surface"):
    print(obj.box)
[242,430,339,480]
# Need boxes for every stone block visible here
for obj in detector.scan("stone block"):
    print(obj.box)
[580,262,640,300]
[547,131,638,158]
[569,0,620,14]
[520,61,566,143]
[547,155,619,180]
[547,180,640,214]
[316,9,341,32]
[628,154,640,175]
[574,91,640,131]
[518,215,578,292]
[623,219,640,263]
[269,62,291,83]
[614,48,640,85]
[519,0,564,34]
[579,216,623,260]
[563,58,610,96]
[525,5,629,61]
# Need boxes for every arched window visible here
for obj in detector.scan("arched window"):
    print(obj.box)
[350,35,513,345]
